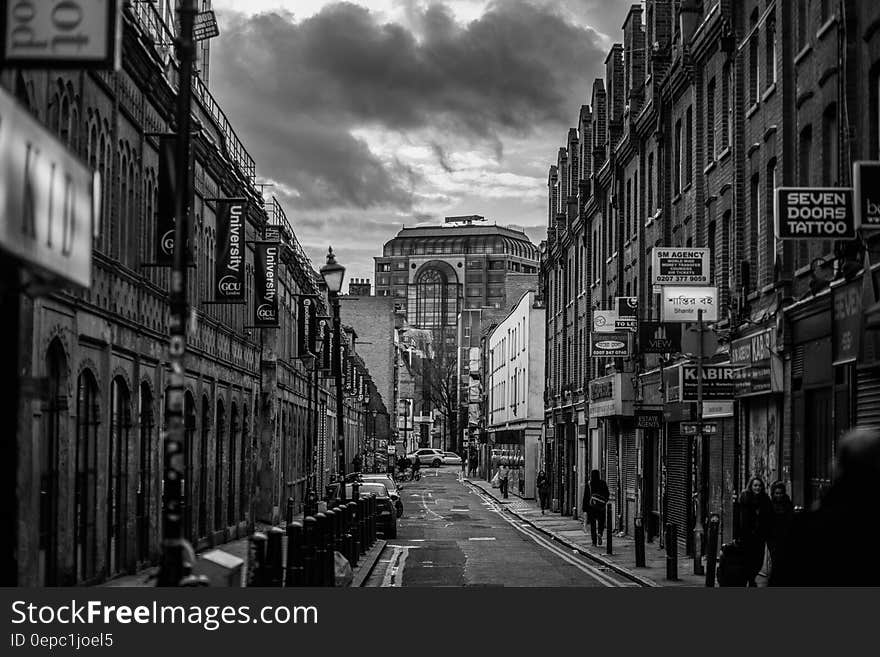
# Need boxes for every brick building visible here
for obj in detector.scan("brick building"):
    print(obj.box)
[542,0,880,555]
[6,3,375,586]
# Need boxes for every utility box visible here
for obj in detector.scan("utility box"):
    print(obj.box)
[197,549,244,587]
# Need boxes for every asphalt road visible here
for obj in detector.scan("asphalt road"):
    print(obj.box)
[364,468,635,587]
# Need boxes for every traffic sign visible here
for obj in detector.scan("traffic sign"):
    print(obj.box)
[681,422,718,436]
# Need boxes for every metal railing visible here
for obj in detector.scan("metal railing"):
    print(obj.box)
[264,197,322,294]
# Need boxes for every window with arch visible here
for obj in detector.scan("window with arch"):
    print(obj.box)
[415,268,448,329]
[228,403,239,526]
[137,383,153,565]
[108,377,131,577]
[199,396,210,539]
[214,400,225,531]
[74,370,100,584]
[239,404,249,522]
[41,340,67,585]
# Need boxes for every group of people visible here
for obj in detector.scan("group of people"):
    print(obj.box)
[732,477,794,586]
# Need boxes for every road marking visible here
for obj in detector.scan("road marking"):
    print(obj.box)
[468,537,496,541]
[463,482,627,587]
[409,539,425,542]
[421,492,446,520]
[381,546,412,587]
[450,508,470,512]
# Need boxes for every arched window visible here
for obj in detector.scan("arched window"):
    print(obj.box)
[239,404,248,522]
[184,392,196,540]
[199,396,210,539]
[228,403,239,526]
[108,376,131,576]
[214,399,225,531]
[136,383,153,565]
[75,370,100,583]
[40,340,67,585]
[415,268,447,329]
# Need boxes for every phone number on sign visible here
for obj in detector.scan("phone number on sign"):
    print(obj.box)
[11,633,113,650]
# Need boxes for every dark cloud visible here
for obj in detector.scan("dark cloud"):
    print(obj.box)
[210,1,610,211]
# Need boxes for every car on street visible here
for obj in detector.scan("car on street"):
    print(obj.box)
[360,474,404,518]
[328,481,397,539]
[406,448,445,467]
[442,451,463,465]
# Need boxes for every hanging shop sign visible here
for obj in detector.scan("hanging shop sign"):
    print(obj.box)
[660,286,718,322]
[214,198,246,301]
[702,401,734,418]
[253,242,279,327]
[832,279,862,364]
[664,364,735,402]
[593,310,618,333]
[2,0,122,69]
[616,296,638,332]
[590,331,631,357]
[0,86,98,288]
[774,187,855,239]
[730,328,782,395]
[651,247,710,285]
[588,373,633,418]
[639,322,682,354]
[296,295,318,357]
[854,161,880,231]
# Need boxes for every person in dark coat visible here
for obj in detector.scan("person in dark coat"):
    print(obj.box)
[582,470,610,546]
[536,471,550,515]
[767,481,794,577]
[737,476,773,586]
[770,427,880,586]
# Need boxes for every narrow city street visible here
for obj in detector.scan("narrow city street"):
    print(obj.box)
[365,468,636,587]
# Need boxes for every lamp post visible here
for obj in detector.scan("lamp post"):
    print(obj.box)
[320,248,346,482]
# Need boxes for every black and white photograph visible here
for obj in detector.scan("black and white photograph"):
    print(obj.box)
[2,0,880,604]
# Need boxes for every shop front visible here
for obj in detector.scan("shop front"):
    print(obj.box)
[588,374,634,534]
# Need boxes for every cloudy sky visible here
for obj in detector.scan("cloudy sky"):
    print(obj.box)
[209,0,635,282]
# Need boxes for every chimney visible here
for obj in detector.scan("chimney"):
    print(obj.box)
[623,5,645,111]
[679,0,701,45]
[348,278,372,296]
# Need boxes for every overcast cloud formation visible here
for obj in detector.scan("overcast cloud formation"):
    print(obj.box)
[210,0,633,280]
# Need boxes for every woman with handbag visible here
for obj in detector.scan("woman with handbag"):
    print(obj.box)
[582,470,610,546]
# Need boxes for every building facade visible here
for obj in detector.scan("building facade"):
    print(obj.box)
[6,3,377,586]
[485,292,546,499]
[542,0,880,555]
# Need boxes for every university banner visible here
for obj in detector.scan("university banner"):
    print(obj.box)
[296,295,318,357]
[156,136,176,265]
[214,199,247,301]
[253,242,280,327]
[318,317,332,372]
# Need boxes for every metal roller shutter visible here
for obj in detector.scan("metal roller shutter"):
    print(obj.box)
[666,425,691,552]
[623,427,637,492]
[606,422,619,514]
[857,368,880,430]
[721,420,736,545]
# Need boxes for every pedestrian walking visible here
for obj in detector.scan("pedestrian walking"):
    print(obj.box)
[583,470,609,546]
[460,451,467,475]
[536,471,550,515]
[766,481,794,578]
[498,463,510,499]
[736,476,772,587]
[469,452,478,478]
[770,427,880,586]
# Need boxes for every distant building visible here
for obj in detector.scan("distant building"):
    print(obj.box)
[375,220,539,450]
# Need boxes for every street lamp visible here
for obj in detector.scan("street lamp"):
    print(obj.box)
[320,247,346,482]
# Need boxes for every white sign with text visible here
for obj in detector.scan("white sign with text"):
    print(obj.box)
[660,286,719,323]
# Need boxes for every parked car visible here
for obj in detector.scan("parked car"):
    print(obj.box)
[360,474,404,518]
[406,448,445,467]
[442,451,462,465]
[328,482,397,539]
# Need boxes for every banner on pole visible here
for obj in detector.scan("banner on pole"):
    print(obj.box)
[318,317,332,372]
[253,242,280,327]
[156,136,176,265]
[214,199,247,301]
[296,295,318,357]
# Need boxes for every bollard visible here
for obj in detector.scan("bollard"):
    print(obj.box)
[286,497,295,525]
[358,498,367,555]
[303,516,317,587]
[266,526,285,587]
[606,503,613,555]
[347,501,359,567]
[634,516,646,568]
[331,507,343,556]
[369,495,377,545]
[248,532,268,587]
[665,523,679,581]
[705,513,720,587]
[352,482,360,501]
[314,513,328,586]
[323,510,336,587]
[285,521,305,586]
[693,526,705,576]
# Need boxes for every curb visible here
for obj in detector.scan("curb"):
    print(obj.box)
[464,478,658,588]
[351,539,387,587]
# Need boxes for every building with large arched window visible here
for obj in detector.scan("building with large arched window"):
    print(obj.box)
[376,217,539,452]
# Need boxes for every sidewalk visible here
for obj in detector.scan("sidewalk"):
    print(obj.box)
[466,478,705,587]
[101,525,385,588]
